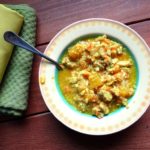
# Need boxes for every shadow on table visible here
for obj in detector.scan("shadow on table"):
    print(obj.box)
[0,111,149,149]
[58,119,145,150]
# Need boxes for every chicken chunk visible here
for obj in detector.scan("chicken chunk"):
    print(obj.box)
[99,102,109,114]
[117,60,132,67]
[98,89,113,102]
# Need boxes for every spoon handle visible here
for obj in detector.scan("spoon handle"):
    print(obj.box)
[4,31,62,70]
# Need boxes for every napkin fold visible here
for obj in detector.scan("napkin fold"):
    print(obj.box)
[0,4,36,116]
[0,4,24,82]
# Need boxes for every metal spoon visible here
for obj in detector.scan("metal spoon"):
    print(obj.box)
[4,31,62,70]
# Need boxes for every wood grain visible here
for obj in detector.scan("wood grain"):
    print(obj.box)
[130,21,150,45]
[0,1,150,149]
[1,0,150,45]
[0,110,150,150]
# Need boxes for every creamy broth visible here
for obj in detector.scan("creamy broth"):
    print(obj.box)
[58,35,137,118]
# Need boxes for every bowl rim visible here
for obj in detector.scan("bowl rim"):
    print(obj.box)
[39,18,150,135]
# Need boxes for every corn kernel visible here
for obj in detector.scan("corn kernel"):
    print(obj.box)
[40,75,46,84]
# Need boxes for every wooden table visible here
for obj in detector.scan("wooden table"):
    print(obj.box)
[0,0,150,149]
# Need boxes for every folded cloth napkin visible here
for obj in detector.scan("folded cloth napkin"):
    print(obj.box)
[0,4,36,116]
[0,4,24,82]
